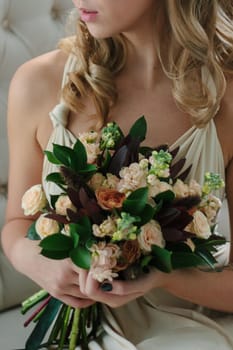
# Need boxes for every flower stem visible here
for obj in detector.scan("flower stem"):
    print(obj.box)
[47,304,67,347]
[21,289,49,314]
[58,305,72,350]
[69,308,80,350]
[23,296,51,327]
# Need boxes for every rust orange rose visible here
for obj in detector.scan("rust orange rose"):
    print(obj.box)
[116,239,141,271]
[95,188,126,210]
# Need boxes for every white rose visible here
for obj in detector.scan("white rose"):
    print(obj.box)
[138,220,165,252]
[173,179,189,198]
[188,179,202,197]
[55,195,75,216]
[148,177,173,197]
[186,210,211,239]
[35,214,60,239]
[22,184,47,216]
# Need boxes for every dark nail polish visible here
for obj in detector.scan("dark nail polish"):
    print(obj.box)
[100,283,112,292]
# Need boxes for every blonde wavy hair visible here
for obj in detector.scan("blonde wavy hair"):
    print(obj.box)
[60,0,233,128]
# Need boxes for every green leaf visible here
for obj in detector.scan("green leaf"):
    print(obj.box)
[69,225,80,248]
[123,187,148,215]
[141,255,153,268]
[39,233,74,251]
[139,204,156,226]
[53,144,75,167]
[27,222,41,240]
[72,139,88,170]
[129,116,147,141]
[78,164,98,174]
[50,195,60,209]
[44,150,61,165]
[25,298,62,350]
[195,248,217,269]
[151,245,172,273]
[40,249,70,260]
[72,216,92,241]
[70,246,91,269]
[46,172,65,185]
[154,190,175,204]
[171,252,206,269]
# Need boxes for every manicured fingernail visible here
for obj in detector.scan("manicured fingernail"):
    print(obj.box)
[100,283,112,292]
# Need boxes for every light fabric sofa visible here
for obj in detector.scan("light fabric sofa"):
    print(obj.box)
[0,1,72,348]
[1,1,233,350]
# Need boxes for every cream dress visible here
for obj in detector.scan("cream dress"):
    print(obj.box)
[42,55,233,349]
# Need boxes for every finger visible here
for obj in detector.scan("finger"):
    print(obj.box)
[60,295,96,309]
[102,270,157,296]
[78,269,89,294]
[62,284,92,299]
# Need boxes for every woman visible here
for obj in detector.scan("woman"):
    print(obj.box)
[2,0,233,348]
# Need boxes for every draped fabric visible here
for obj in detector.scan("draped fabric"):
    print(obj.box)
[42,54,233,349]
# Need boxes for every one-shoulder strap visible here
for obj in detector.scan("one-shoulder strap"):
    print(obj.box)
[49,54,78,128]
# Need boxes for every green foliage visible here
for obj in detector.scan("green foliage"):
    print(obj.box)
[129,115,147,141]
[123,187,148,215]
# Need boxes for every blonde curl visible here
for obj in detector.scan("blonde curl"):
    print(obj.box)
[60,1,233,128]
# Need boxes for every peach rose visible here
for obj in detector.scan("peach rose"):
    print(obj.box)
[95,188,126,210]
[55,195,75,216]
[186,210,211,239]
[35,214,60,239]
[22,184,47,216]
[138,220,165,252]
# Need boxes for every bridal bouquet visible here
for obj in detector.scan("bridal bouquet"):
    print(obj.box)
[21,116,226,350]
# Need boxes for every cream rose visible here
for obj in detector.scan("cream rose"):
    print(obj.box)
[22,184,47,216]
[55,195,75,216]
[147,177,173,197]
[138,220,165,252]
[35,214,60,239]
[188,179,202,197]
[173,179,189,198]
[186,210,211,239]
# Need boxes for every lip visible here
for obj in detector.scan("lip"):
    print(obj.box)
[79,8,98,22]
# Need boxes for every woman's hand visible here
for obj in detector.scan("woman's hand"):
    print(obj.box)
[34,257,96,309]
[78,268,165,308]
[11,236,95,309]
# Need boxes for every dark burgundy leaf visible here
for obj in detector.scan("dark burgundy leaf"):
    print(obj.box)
[169,146,180,159]
[108,135,140,176]
[166,210,193,230]
[173,196,201,210]
[156,207,181,226]
[79,187,104,224]
[67,187,82,208]
[45,213,69,224]
[162,227,194,242]
[170,158,186,179]
[175,164,192,182]
[66,208,85,223]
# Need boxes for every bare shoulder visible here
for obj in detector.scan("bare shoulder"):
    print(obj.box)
[8,49,68,125]
[215,75,233,167]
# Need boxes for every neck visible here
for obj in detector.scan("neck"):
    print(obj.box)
[121,6,165,90]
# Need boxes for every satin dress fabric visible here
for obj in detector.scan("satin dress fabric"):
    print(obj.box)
[42,55,233,349]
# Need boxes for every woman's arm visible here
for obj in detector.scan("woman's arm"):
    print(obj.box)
[1,53,94,309]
